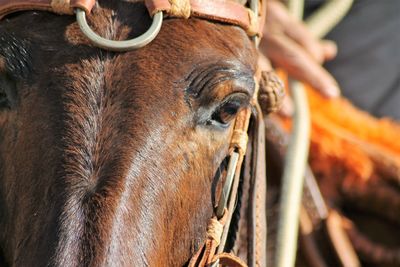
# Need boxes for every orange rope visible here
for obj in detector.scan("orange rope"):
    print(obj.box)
[277,71,400,184]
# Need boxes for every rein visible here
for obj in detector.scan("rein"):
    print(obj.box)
[0,1,277,266]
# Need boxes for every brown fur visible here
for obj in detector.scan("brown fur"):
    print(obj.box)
[0,1,257,266]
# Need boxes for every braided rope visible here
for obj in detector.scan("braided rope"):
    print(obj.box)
[207,217,224,246]
[168,0,191,18]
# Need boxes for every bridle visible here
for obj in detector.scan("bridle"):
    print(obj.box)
[0,1,282,266]
[0,0,263,51]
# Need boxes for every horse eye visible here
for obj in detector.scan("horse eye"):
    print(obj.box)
[210,94,249,126]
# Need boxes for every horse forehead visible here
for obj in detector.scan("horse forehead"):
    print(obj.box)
[60,56,180,110]
[60,1,256,65]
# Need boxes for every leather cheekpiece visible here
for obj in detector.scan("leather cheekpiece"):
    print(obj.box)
[0,0,95,19]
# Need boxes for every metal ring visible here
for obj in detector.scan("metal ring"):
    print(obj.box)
[75,9,163,52]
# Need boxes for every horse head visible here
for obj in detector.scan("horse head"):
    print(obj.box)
[0,0,258,265]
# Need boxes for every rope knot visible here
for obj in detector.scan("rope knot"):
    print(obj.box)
[206,217,224,246]
[258,70,285,114]
[168,0,191,18]
[230,130,248,155]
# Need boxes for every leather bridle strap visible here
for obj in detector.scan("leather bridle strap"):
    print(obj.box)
[0,0,266,51]
[189,69,267,267]
[0,0,95,19]
[0,0,261,37]
[188,105,255,267]
[145,0,260,36]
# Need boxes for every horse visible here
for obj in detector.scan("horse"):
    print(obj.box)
[0,0,262,266]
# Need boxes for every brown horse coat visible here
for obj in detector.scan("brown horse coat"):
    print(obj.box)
[0,1,257,266]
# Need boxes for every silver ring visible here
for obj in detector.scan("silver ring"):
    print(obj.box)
[75,9,163,51]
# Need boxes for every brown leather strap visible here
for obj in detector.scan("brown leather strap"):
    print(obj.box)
[250,103,267,267]
[213,253,248,267]
[233,103,267,267]
[145,0,260,36]
[0,0,264,36]
[0,0,95,19]
[188,239,218,267]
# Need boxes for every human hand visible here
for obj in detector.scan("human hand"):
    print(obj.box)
[260,0,340,98]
